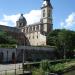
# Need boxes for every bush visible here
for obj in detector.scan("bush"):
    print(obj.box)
[32,68,45,75]
[50,63,65,73]
[0,44,16,48]
[40,60,51,72]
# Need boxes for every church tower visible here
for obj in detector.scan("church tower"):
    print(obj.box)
[16,14,27,29]
[41,0,53,34]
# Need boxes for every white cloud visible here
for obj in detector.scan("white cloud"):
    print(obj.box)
[60,22,64,28]
[60,12,75,29]
[24,10,41,25]
[0,10,41,27]
[0,21,8,25]
[0,14,20,27]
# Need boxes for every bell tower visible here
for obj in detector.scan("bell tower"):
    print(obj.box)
[41,0,53,34]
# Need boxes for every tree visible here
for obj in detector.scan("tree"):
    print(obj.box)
[47,29,75,59]
[47,29,60,47]
[0,31,17,44]
[58,29,75,58]
[0,31,8,44]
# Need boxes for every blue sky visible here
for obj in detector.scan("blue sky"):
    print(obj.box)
[0,0,75,31]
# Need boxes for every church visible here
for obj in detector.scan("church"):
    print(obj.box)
[16,0,53,46]
[0,0,55,63]
[0,0,53,46]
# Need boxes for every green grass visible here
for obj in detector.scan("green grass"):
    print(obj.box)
[32,60,75,75]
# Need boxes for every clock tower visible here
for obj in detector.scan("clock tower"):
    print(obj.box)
[41,0,53,34]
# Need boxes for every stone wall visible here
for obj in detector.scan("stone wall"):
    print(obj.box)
[0,48,16,63]
[0,46,55,63]
[17,46,55,62]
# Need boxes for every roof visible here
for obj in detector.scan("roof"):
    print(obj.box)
[18,14,27,23]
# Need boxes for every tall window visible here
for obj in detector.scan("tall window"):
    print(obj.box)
[26,27,28,33]
[43,10,45,17]
[48,9,52,18]
[48,9,50,17]
[12,52,15,63]
[33,26,35,31]
[37,35,38,39]
[36,26,39,31]
[33,33,34,39]
[0,52,4,63]
[37,32,38,39]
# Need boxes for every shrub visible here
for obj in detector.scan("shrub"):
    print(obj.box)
[32,68,45,75]
[50,63,65,73]
[40,60,51,72]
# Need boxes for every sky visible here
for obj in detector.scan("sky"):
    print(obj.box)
[0,0,75,31]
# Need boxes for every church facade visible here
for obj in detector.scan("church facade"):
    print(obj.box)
[16,0,53,46]
[0,0,55,63]
[0,0,53,46]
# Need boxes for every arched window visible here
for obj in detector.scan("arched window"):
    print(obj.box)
[12,52,16,63]
[0,52,4,63]
[33,26,35,31]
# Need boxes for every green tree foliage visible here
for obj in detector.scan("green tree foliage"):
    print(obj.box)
[58,29,75,51]
[47,29,60,48]
[47,29,75,58]
[40,60,50,71]
[0,31,17,44]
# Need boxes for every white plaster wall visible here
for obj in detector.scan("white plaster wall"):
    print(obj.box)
[26,31,46,46]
